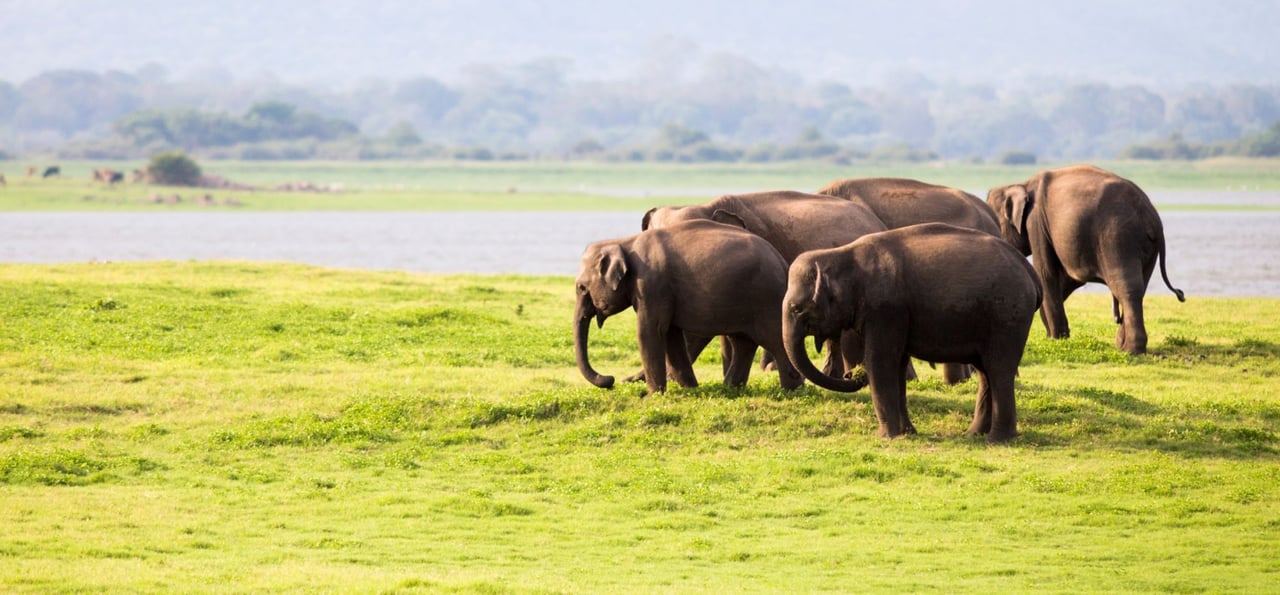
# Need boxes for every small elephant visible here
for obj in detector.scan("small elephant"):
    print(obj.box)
[986,165,1185,355]
[574,219,803,395]
[782,223,1042,442]
[642,190,887,378]
[816,177,1001,385]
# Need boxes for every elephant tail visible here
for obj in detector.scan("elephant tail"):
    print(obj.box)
[1157,235,1186,302]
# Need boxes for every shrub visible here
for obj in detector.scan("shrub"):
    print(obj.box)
[999,150,1038,165]
[146,151,202,186]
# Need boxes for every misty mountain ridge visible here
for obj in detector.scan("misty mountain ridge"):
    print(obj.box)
[4,1,1279,160]
[4,0,1279,88]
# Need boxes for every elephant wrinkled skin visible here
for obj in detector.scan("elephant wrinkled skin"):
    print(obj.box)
[782,223,1042,443]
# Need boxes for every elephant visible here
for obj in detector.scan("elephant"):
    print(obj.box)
[816,177,1001,383]
[781,223,1042,442]
[641,190,887,378]
[986,164,1185,355]
[816,177,1000,237]
[574,219,803,395]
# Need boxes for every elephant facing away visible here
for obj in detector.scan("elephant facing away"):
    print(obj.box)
[574,219,803,395]
[642,190,887,379]
[986,164,1185,355]
[816,177,999,383]
[782,223,1042,442]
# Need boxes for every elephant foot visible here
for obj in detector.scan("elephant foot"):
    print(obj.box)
[966,417,992,437]
[622,370,647,383]
[985,427,1019,443]
[1116,327,1147,355]
[878,424,914,439]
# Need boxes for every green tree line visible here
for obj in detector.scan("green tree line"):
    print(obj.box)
[1,63,1278,162]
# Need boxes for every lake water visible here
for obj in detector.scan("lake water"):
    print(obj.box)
[2,192,1278,296]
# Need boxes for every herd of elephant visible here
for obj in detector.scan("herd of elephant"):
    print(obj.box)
[572,164,1185,442]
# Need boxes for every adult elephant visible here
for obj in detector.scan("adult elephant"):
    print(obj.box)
[641,190,887,378]
[817,177,999,383]
[574,219,803,395]
[782,224,1042,442]
[816,177,1000,236]
[986,164,1185,354]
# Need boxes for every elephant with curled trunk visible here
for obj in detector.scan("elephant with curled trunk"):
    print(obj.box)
[574,219,803,395]
[986,164,1185,355]
[642,190,887,379]
[816,177,1000,383]
[782,223,1042,442]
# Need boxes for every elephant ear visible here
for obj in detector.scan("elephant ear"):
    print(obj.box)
[811,262,828,305]
[641,208,657,231]
[710,208,748,229]
[1008,185,1034,236]
[599,244,629,291]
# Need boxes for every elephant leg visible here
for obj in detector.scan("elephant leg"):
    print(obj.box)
[1111,280,1150,355]
[624,332,713,383]
[759,350,776,371]
[967,364,1019,443]
[759,333,803,391]
[1038,274,1072,339]
[896,359,917,435]
[666,328,699,388]
[723,335,757,387]
[636,315,669,395]
[865,348,911,438]
[941,362,971,385]
[835,330,862,378]
[966,368,993,436]
[903,359,918,381]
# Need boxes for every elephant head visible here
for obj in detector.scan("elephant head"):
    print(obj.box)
[781,254,865,392]
[986,175,1045,255]
[573,242,634,389]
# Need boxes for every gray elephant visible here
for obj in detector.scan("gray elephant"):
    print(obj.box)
[986,165,1185,355]
[574,219,803,395]
[782,223,1042,442]
[816,177,1000,383]
[817,177,1000,236]
[642,190,887,378]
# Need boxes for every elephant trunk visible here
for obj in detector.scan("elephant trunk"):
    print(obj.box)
[784,317,864,392]
[574,293,615,389]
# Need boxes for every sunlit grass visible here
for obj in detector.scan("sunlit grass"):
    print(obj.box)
[0,261,1276,591]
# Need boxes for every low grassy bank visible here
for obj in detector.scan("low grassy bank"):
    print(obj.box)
[3,158,1279,212]
[0,262,1277,592]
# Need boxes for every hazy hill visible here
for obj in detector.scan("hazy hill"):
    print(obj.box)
[4,0,1278,87]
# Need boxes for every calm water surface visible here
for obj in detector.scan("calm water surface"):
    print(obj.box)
[2,195,1278,296]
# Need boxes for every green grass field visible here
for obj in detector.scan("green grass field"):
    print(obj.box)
[4,158,1280,212]
[0,261,1277,592]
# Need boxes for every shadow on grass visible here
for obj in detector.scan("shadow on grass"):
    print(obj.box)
[1148,336,1280,364]
[1015,380,1278,459]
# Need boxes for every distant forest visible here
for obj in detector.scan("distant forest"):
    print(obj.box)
[2,61,1279,163]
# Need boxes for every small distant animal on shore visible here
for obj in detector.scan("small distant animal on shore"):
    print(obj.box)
[0,173,6,186]
[42,166,61,178]
[93,168,125,184]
